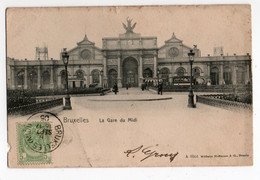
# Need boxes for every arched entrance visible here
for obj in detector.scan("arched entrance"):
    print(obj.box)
[123,57,138,87]
[143,68,153,78]
[108,69,118,88]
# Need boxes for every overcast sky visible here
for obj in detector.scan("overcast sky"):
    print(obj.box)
[6,5,251,60]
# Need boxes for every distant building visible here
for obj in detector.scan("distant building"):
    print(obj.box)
[7,19,252,90]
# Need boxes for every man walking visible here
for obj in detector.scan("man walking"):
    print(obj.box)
[158,82,163,95]
[113,83,118,95]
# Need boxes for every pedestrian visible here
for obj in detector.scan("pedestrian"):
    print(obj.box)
[158,82,163,95]
[113,83,118,95]
[126,83,128,90]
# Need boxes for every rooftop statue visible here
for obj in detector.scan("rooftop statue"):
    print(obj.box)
[122,17,136,33]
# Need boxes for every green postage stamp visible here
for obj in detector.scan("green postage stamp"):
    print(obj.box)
[17,122,52,165]
[17,112,64,165]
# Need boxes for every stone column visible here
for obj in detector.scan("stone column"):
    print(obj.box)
[11,67,15,89]
[103,56,108,87]
[37,66,41,89]
[246,63,250,84]
[232,65,237,85]
[153,54,157,78]
[58,75,61,89]
[207,63,210,76]
[117,55,122,88]
[170,63,174,84]
[90,75,93,84]
[50,65,54,89]
[139,55,143,86]
[86,65,90,86]
[99,73,102,87]
[24,67,28,89]
[219,63,224,85]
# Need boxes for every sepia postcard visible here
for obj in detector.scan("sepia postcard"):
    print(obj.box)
[6,5,253,168]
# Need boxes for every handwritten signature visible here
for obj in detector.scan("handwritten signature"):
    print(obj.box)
[124,144,178,162]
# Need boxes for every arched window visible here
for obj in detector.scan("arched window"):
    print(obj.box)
[76,71,84,80]
[60,70,66,89]
[75,70,85,88]
[210,67,219,85]
[143,68,153,78]
[28,70,37,90]
[223,67,232,85]
[176,67,185,77]
[160,68,170,83]
[16,71,24,88]
[92,69,100,84]
[42,71,50,88]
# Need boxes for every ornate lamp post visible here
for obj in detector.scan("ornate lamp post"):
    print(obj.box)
[62,48,72,110]
[100,69,104,88]
[188,49,196,108]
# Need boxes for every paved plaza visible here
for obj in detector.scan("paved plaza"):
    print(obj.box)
[8,88,253,167]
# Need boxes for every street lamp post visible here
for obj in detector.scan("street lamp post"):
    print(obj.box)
[157,68,160,94]
[100,69,104,96]
[62,48,72,110]
[188,49,196,108]
[157,68,160,84]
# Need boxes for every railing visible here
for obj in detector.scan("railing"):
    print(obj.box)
[196,94,252,111]
[8,98,63,115]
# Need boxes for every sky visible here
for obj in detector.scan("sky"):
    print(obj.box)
[6,5,251,60]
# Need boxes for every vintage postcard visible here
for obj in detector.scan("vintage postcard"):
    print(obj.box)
[6,5,252,167]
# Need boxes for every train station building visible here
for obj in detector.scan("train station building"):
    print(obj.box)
[7,19,252,90]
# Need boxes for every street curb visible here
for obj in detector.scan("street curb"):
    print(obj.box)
[89,97,172,102]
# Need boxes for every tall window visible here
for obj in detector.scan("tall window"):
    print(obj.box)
[223,67,232,85]
[17,71,24,88]
[28,70,38,90]
[60,70,66,89]
[92,70,100,84]
[76,70,84,88]
[160,68,170,83]
[210,67,219,85]
[42,71,50,88]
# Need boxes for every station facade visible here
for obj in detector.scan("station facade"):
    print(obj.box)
[7,20,252,90]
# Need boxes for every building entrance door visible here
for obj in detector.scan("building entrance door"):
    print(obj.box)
[108,69,118,88]
[123,57,138,87]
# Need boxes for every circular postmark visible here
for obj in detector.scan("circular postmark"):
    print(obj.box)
[22,112,64,153]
